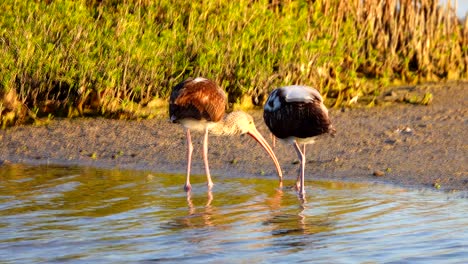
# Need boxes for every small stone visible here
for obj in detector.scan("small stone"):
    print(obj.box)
[396,127,414,135]
[385,91,398,97]
[402,127,413,134]
[373,170,385,177]
[90,152,98,160]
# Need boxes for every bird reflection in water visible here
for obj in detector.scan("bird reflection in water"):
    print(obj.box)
[186,190,214,227]
[264,188,333,243]
[159,190,217,231]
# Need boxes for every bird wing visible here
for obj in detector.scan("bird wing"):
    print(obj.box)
[283,85,323,104]
[264,86,333,139]
[170,78,226,122]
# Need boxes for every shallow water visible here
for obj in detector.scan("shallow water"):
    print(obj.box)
[0,164,466,263]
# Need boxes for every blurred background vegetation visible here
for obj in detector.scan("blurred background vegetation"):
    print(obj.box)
[1,0,467,127]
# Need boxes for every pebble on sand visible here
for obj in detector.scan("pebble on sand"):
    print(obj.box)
[373,170,385,177]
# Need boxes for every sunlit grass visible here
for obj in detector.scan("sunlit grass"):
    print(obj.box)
[0,0,466,127]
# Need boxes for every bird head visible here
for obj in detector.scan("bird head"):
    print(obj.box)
[222,111,283,180]
[223,111,258,135]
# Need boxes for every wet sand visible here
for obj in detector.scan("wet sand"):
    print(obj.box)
[1,82,467,193]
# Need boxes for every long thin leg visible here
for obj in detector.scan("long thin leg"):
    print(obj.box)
[202,127,214,189]
[185,129,193,192]
[301,144,306,196]
[293,141,306,196]
[295,144,307,189]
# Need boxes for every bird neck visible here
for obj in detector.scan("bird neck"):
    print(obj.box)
[209,116,240,136]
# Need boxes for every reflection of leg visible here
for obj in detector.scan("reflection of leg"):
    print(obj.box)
[202,128,214,189]
[298,202,306,230]
[185,129,193,192]
[206,189,213,207]
[293,142,306,197]
[295,166,301,190]
[203,190,214,226]
[186,190,195,215]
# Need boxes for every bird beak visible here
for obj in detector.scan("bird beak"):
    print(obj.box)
[247,127,283,183]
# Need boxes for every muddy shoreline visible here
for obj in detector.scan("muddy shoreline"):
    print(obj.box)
[1,82,467,193]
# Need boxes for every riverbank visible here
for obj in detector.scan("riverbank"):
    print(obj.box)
[1,82,467,193]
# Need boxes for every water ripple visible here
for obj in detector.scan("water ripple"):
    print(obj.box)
[0,165,466,263]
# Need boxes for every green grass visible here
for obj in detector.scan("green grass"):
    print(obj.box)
[1,0,467,127]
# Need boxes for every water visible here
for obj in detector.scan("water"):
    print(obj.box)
[0,164,466,263]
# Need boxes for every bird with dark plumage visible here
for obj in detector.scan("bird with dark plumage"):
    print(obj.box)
[263,85,335,197]
[169,77,283,192]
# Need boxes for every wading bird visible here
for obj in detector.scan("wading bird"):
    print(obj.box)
[263,85,335,197]
[169,77,283,192]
